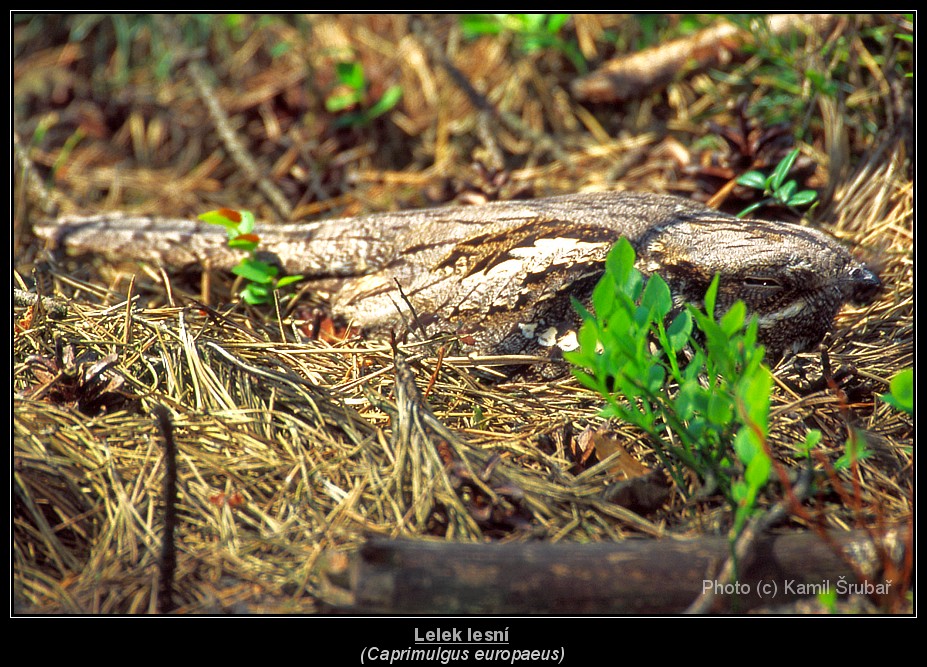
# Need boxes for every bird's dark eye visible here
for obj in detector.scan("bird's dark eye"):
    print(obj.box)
[743,276,783,289]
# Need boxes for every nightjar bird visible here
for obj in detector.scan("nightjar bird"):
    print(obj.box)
[35,191,881,371]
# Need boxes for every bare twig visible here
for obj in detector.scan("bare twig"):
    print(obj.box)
[188,61,292,220]
[411,17,571,167]
[153,404,178,614]
[13,131,58,218]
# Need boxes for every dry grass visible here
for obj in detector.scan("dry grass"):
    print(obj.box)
[13,14,913,613]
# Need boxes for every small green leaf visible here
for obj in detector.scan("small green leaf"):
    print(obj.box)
[228,237,259,252]
[232,260,278,284]
[275,274,304,288]
[597,403,621,419]
[738,366,773,426]
[744,450,771,489]
[366,84,403,120]
[880,368,913,415]
[642,273,672,320]
[335,60,365,89]
[890,369,914,408]
[817,588,838,613]
[736,171,768,189]
[270,41,291,58]
[238,210,255,234]
[707,393,733,426]
[775,179,797,203]
[720,301,746,336]
[733,427,760,465]
[592,278,617,321]
[625,271,644,302]
[326,92,362,113]
[517,14,546,32]
[570,369,600,392]
[647,364,666,393]
[241,282,271,305]
[770,149,800,191]
[787,190,818,207]
[674,381,699,420]
[796,429,823,458]
[805,429,823,448]
[632,303,653,329]
[459,15,505,37]
[605,238,636,288]
[834,429,873,470]
[566,318,602,368]
[747,317,762,346]
[545,14,571,33]
[683,349,705,382]
[666,310,692,352]
[570,296,595,323]
[704,274,720,318]
[198,209,241,230]
[732,479,748,503]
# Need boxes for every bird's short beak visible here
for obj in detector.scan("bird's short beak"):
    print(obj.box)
[848,265,882,305]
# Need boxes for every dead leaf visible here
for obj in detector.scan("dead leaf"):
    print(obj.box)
[577,426,651,479]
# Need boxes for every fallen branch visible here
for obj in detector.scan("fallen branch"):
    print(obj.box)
[572,14,840,103]
[351,527,906,614]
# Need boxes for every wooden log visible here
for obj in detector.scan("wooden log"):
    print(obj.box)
[572,14,840,103]
[352,528,905,614]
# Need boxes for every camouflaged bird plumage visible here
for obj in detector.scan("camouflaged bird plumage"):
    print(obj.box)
[35,191,881,368]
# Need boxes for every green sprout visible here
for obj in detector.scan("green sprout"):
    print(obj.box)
[198,208,303,306]
[736,149,818,218]
[325,60,403,128]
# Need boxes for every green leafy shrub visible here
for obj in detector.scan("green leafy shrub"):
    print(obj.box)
[564,238,773,534]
